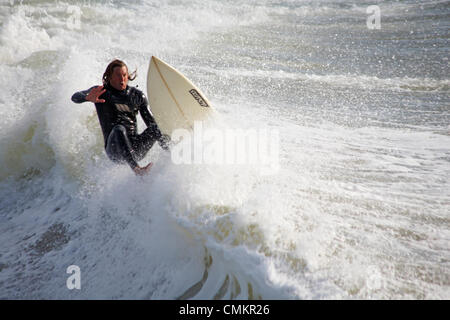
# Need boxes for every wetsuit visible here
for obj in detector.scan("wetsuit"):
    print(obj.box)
[71,84,166,169]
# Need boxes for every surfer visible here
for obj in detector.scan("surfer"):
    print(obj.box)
[71,59,169,176]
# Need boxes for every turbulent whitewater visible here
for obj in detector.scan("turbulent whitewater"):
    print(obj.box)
[0,0,449,299]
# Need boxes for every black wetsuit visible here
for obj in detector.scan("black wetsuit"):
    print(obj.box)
[71,84,165,169]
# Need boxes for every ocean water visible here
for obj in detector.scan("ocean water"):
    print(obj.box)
[0,0,449,299]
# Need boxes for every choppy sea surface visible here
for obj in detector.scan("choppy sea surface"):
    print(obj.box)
[0,0,449,299]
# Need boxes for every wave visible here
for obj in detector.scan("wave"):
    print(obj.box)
[202,66,450,92]
[1,0,449,300]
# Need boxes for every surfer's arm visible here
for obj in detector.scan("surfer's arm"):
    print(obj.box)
[71,86,105,104]
[138,95,156,126]
[138,97,170,150]
[138,96,160,133]
[139,102,163,136]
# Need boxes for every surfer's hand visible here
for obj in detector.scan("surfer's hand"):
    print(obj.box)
[158,134,171,151]
[86,85,106,103]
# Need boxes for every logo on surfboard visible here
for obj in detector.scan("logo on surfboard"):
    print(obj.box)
[189,89,209,108]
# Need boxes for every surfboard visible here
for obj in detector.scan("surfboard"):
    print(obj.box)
[146,56,214,136]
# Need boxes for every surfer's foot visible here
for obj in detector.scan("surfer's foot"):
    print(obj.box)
[133,162,153,176]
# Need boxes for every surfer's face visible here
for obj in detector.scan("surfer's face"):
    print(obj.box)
[110,66,128,91]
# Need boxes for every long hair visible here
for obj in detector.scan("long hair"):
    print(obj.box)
[102,59,136,85]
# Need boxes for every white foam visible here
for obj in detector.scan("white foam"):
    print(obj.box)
[1,0,448,300]
[0,7,60,63]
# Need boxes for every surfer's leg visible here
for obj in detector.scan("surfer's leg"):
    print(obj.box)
[131,124,161,161]
[105,125,139,169]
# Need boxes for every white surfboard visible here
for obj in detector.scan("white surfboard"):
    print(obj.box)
[146,56,214,136]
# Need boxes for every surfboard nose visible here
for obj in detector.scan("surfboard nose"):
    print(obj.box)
[147,56,214,136]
